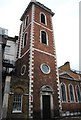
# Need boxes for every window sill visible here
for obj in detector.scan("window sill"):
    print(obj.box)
[12,111,22,113]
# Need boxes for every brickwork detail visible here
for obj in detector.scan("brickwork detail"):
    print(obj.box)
[28,3,35,119]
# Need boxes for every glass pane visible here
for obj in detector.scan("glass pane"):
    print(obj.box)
[13,95,22,112]
[41,31,47,44]
[42,64,49,73]
[76,85,81,102]
[41,14,45,24]
[69,85,74,102]
[61,84,66,101]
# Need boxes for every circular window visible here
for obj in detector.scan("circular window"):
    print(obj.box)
[41,63,50,74]
[21,65,26,75]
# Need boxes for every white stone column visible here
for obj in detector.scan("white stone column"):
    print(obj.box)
[2,76,11,119]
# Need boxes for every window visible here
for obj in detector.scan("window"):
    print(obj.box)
[12,94,22,113]
[69,84,75,102]
[40,63,50,74]
[21,65,26,75]
[61,83,67,102]
[25,15,29,27]
[40,13,46,24]
[41,31,48,45]
[23,33,28,47]
[26,16,29,26]
[4,45,10,53]
[76,85,81,102]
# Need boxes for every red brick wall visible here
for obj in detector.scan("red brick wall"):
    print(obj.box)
[35,5,52,29]
[34,24,55,54]
[16,52,29,80]
[33,50,59,114]
[60,77,81,112]
[21,26,31,55]
[23,6,32,31]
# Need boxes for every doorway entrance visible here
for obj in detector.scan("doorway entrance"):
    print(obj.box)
[42,95,51,118]
[40,85,54,118]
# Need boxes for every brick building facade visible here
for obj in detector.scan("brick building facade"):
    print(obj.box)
[59,62,81,116]
[1,0,81,119]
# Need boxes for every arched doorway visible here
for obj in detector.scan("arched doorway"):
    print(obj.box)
[40,85,54,118]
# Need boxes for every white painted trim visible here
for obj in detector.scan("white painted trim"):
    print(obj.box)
[12,95,23,113]
[22,32,28,48]
[40,63,51,74]
[40,85,54,118]
[34,21,53,32]
[12,111,22,113]
[50,15,62,115]
[19,49,30,59]
[24,22,31,33]
[40,12,47,25]
[25,15,29,27]
[75,85,81,102]
[28,3,35,119]
[34,47,56,57]
[60,82,68,103]
[68,84,76,102]
[59,72,75,80]
[40,93,53,118]
[21,64,26,75]
[18,22,24,58]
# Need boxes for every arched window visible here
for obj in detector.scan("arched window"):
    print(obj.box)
[25,15,29,27]
[76,85,81,102]
[41,30,48,45]
[40,13,46,24]
[61,83,67,102]
[23,33,28,47]
[69,84,75,102]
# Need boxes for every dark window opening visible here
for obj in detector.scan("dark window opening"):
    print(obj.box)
[26,16,29,27]
[41,13,46,24]
[24,33,27,47]
[41,31,47,45]
[76,85,81,102]
[69,84,74,102]
[61,83,66,102]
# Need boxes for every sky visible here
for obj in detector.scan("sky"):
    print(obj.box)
[0,0,80,70]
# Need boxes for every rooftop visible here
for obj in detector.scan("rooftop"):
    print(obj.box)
[20,0,54,21]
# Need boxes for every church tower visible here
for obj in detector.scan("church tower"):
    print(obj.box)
[16,0,61,119]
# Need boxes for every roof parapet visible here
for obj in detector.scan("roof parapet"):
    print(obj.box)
[31,0,36,2]
[20,0,54,21]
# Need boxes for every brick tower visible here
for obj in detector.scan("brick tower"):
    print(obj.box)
[16,0,61,119]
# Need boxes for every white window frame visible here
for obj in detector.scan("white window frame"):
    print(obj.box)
[40,63,50,74]
[25,15,29,27]
[12,94,23,113]
[40,85,53,118]
[40,30,48,45]
[23,32,28,48]
[68,84,75,103]
[75,85,81,102]
[40,12,47,25]
[60,82,68,102]
[21,64,26,76]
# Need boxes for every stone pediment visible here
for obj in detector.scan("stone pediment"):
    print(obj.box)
[59,72,74,80]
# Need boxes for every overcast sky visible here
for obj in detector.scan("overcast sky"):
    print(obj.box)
[0,0,80,70]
